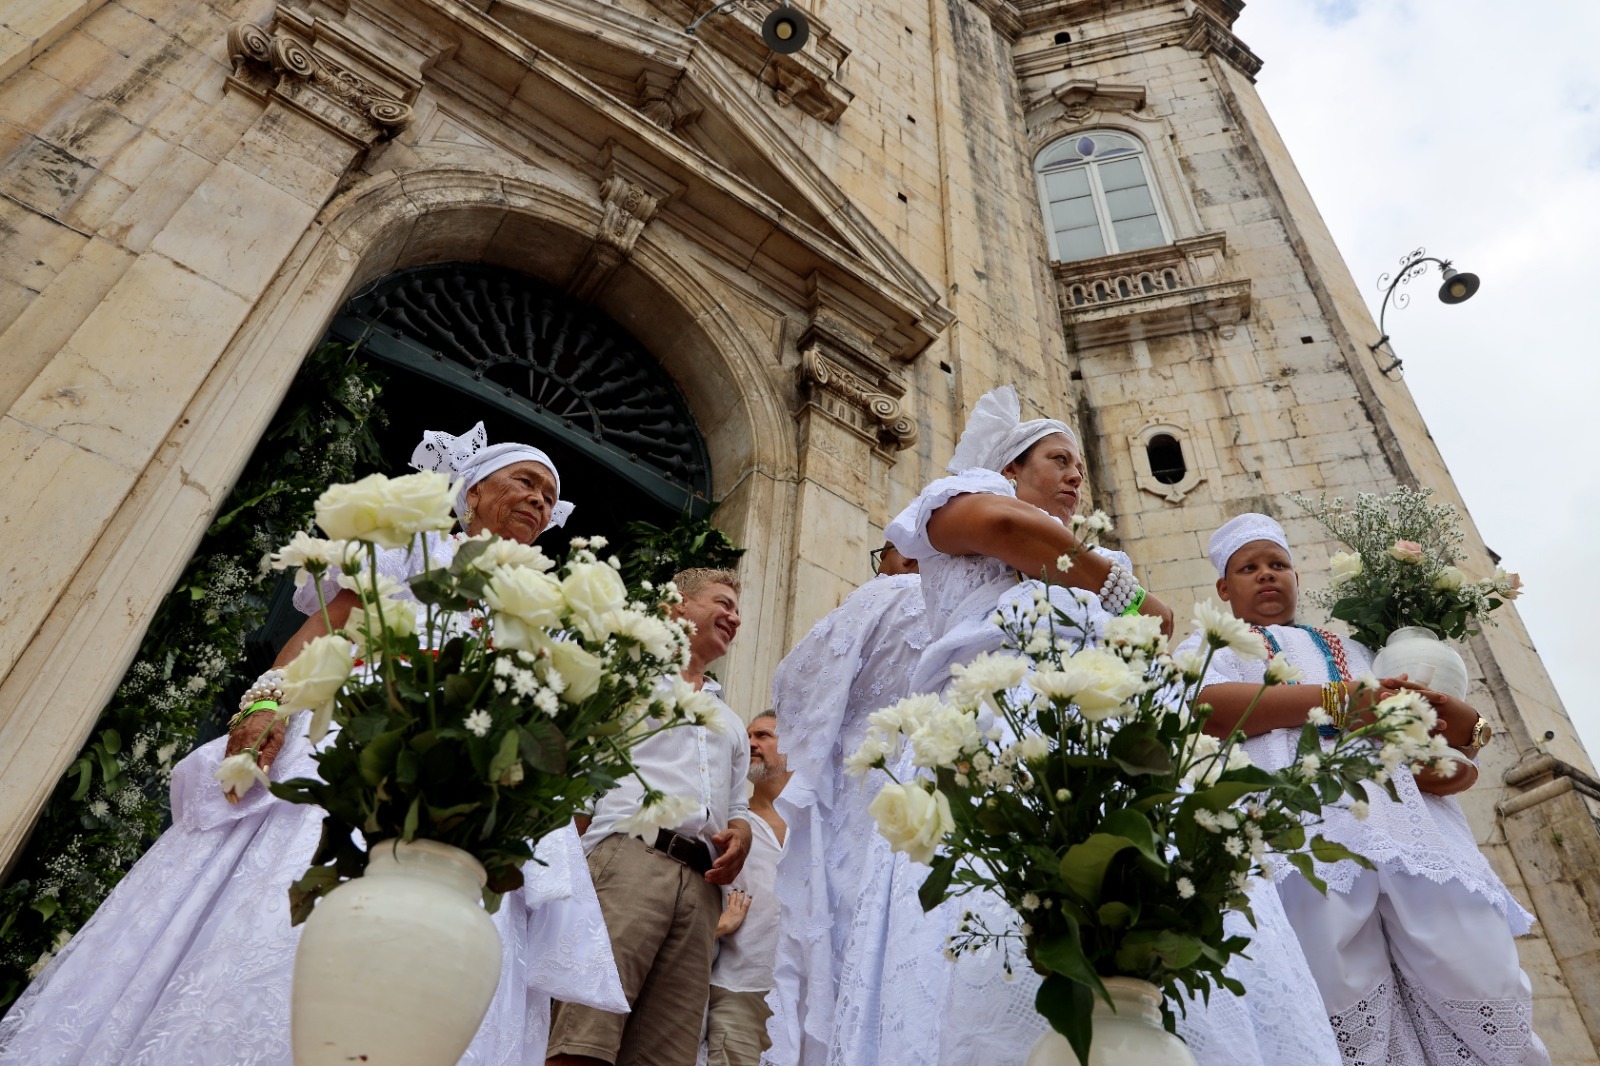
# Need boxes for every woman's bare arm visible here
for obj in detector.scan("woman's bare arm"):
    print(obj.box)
[925,493,1173,633]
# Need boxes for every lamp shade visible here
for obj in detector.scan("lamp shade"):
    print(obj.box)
[762,6,810,53]
[1437,266,1480,304]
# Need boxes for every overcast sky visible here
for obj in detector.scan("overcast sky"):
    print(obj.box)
[1234,1,1600,764]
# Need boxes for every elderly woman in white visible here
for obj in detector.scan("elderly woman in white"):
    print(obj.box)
[0,423,627,1066]
[850,387,1344,1066]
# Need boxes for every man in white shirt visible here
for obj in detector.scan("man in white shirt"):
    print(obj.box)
[548,569,753,1066]
[706,712,790,1066]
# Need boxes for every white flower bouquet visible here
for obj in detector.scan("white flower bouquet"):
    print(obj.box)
[228,471,714,921]
[1292,487,1521,648]
[849,574,1451,1060]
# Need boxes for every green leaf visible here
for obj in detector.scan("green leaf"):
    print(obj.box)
[918,856,957,912]
[1034,974,1097,1066]
[1283,851,1327,895]
[1108,723,1172,776]
[402,795,420,840]
[357,728,407,787]
[1115,929,1205,974]
[517,721,568,776]
[1097,809,1163,866]
[1308,834,1374,869]
[1096,901,1136,929]
[1059,834,1137,904]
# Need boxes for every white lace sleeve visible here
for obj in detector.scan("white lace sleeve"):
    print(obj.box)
[885,469,1015,560]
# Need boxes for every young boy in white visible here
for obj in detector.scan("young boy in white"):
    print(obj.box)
[1176,513,1547,1066]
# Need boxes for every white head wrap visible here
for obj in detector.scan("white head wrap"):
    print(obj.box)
[1207,513,1291,577]
[946,385,1077,474]
[409,421,575,530]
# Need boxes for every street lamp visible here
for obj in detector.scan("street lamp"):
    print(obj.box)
[1368,248,1481,379]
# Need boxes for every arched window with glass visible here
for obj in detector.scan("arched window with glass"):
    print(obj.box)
[1035,131,1171,263]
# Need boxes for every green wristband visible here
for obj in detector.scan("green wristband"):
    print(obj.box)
[1120,587,1148,616]
[228,700,280,731]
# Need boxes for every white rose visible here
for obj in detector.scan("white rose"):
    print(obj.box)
[547,640,605,702]
[1328,552,1364,584]
[315,472,455,549]
[338,570,404,605]
[343,603,418,658]
[949,652,1029,708]
[1032,647,1142,720]
[1432,566,1466,591]
[282,634,355,742]
[869,782,954,865]
[484,567,567,651]
[213,752,269,799]
[563,562,629,641]
[1009,732,1051,763]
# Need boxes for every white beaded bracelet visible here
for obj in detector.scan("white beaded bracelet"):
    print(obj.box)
[238,668,287,712]
[1097,564,1139,614]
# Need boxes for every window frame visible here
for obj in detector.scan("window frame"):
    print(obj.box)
[1035,130,1174,264]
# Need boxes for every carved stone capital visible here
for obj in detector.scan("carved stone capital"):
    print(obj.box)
[225,14,418,144]
[569,142,686,302]
[797,346,917,452]
[1050,80,1146,116]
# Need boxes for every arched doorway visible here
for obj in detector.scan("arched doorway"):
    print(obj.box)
[328,262,712,553]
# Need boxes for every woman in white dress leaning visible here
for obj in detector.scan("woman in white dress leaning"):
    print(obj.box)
[859,386,1343,1066]
[0,422,627,1066]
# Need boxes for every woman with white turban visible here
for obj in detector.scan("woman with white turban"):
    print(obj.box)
[0,423,625,1066]
[856,387,1342,1066]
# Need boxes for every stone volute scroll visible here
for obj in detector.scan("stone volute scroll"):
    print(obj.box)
[795,275,919,454]
[225,10,421,146]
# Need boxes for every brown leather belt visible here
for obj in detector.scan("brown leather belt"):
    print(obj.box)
[653,828,714,874]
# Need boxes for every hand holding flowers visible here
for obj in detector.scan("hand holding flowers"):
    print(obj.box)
[221,471,707,922]
[849,586,1451,1062]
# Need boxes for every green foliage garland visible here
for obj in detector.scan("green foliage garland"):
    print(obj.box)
[0,343,386,1007]
[618,504,747,590]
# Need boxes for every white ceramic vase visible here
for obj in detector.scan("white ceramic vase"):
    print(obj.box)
[1370,625,1469,700]
[1025,977,1198,1066]
[291,839,503,1065]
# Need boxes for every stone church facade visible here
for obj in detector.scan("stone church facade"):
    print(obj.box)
[1,0,1596,1056]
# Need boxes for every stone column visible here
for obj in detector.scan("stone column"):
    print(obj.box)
[0,7,423,867]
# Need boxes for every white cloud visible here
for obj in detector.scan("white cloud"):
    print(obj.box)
[1238,1,1600,765]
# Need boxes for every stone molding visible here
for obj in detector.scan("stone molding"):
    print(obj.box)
[1499,753,1600,817]
[797,346,917,453]
[568,142,687,303]
[1049,79,1146,123]
[673,0,853,123]
[1053,233,1251,347]
[225,10,419,145]
[967,0,1024,42]
[1127,419,1208,504]
[1015,10,1260,83]
[634,70,701,132]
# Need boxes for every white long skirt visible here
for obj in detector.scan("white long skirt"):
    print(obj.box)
[0,719,626,1065]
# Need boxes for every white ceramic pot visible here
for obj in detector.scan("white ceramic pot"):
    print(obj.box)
[291,839,502,1065]
[1370,626,1469,699]
[1025,977,1198,1066]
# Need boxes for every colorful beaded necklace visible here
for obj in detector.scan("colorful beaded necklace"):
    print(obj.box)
[1249,624,1352,684]
[1252,625,1352,740]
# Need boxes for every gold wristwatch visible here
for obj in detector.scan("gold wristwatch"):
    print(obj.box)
[1463,716,1493,757]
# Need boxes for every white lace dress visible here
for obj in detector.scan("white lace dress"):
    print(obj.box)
[0,534,627,1066]
[765,574,931,1066]
[1180,625,1545,1066]
[863,470,1343,1066]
